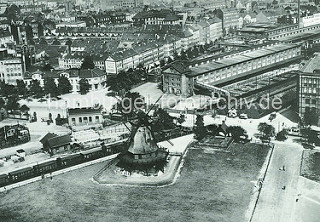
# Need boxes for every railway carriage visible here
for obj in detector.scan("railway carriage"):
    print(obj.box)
[57,153,83,168]
[33,160,58,175]
[0,174,9,187]
[81,147,104,161]
[9,167,34,183]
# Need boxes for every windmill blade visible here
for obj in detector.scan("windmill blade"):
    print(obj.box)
[122,122,131,132]
[146,95,163,115]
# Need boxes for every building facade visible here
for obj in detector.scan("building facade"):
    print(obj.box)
[162,62,194,98]
[67,107,103,126]
[298,71,320,125]
[0,58,24,85]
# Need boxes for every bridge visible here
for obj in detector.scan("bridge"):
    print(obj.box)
[194,81,233,98]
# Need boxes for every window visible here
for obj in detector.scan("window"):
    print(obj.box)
[89,117,92,122]
[79,117,82,123]
[306,99,310,104]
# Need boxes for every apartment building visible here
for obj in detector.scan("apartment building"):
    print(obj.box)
[0,57,23,85]
[298,71,320,125]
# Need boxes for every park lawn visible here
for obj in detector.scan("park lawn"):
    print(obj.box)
[0,143,269,222]
[301,150,320,182]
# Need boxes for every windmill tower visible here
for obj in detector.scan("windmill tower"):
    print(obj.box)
[116,96,170,172]
[118,111,169,171]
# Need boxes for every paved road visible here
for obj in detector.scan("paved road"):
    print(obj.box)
[251,142,303,222]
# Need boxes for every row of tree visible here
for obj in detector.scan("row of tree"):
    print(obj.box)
[106,64,147,96]
[0,75,93,101]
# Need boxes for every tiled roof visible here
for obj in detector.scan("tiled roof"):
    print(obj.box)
[47,134,72,149]
[40,133,57,144]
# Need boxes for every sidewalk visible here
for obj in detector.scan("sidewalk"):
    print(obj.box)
[246,143,275,222]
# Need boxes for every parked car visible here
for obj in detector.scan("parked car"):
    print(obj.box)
[288,127,300,136]
[239,113,248,119]
[228,109,237,118]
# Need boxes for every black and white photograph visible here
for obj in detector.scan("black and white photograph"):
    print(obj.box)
[0,0,319,221]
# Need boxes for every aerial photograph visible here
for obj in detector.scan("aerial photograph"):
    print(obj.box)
[0,0,319,221]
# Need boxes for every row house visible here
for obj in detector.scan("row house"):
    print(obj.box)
[20,5,43,14]
[58,54,106,71]
[133,9,186,27]
[56,21,87,29]
[105,36,184,75]
[58,54,83,69]
[188,18,223,45]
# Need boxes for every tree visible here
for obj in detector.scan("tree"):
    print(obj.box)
[58,75,72,94]
[160,59,166,67]
[41,63,53,71]
[80,56,95,69]
[180,50,188,60]
[194,115,206,140]
[173,51,180,60]
[25,24,33,42]
[16,80,27,97]
[300,127,319,144]
[44,78,59,97]
[276,129,288,141]
[0,97,5,109]
[0,82,17,98]
[106,71,131,96]
[228,126,247,142]
[177,113,186,125]
[304,109,319,126]
[258,122,275,140]
[29,79,44,98]
[152,108,175,132]
[79,78,90,95]
[6,95,20,111]
[114,92,144,118]
[38,22,44,37]
[4,4,20,22]
[52,39,61,45]
[65,38,72,52]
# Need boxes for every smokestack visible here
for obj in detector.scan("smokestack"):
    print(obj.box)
[298,0,300,28]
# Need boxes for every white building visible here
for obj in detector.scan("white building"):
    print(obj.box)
[299,13,320,28]
[56,21,87,29]
[0,58,24,85]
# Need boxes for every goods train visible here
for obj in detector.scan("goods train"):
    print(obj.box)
[0,142,125,188]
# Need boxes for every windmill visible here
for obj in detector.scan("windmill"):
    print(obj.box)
[114,95,172,173]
